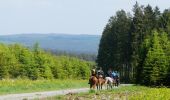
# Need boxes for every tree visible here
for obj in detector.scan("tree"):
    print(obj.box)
[97,10,132,83]
[159,32,170,85]
[131,2,145,83]
[142,31,168,85]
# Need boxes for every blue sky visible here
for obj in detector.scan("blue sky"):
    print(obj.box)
[0,0,169,35]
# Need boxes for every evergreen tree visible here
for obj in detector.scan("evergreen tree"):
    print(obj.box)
[142,31,167,85]
[131,2,145,82]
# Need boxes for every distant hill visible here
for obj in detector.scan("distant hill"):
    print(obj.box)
[0,34,101,54]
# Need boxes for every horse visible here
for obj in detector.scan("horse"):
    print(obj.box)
[89,76,98,89]
[89,69,98,89]
[97,75,106,90]
[114,76,119,87]
[105,77,115,89]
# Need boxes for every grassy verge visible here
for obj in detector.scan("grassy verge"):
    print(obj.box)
[53,85,170,100]
[0,79,88,95]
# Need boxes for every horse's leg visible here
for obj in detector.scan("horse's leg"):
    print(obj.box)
[94,83,97,90]
[90,84,92,89]
[97,81,99,90]
[117,80,119,87]
[110,83,113,89]
[97,84,99,90]
[115,79,117,87]
[92,84,94,90]
[99,83,101,90]
[100,83,102,90]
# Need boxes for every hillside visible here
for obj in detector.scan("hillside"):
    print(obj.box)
[0,34,101,54]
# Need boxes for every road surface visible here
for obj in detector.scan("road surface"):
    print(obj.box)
[0,84,133,100]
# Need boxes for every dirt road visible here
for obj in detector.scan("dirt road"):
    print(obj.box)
[0,84,132,100]
[0,88,89,100]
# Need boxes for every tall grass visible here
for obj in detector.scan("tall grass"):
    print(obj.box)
[0,79,88,95]
[129,87,170,100]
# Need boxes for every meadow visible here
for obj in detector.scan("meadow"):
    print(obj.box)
[0,79,88,95]
[53,85,170,100]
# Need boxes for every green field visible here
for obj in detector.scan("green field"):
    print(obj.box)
[54,85,170,100]
[0,79,88,95]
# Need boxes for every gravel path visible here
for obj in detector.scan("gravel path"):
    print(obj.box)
[0,88,89,100]
[0,84,133,100]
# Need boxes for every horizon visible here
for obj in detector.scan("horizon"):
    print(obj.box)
[0,33,102,36]
[0,0,170,35]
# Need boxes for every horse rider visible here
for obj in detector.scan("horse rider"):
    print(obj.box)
[97,67,104,78]
[111,70,116,79]
[107,68,112,77]
[88,68,96,84]
[115,71,120,78]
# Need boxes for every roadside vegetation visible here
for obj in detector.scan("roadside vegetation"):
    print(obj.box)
[0,43,94,80]
[53,85,170,100]
[0,42,92,94]
[0,79,88,95]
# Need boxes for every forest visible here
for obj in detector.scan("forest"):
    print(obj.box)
[0,43,94,80]
[97,2,170,86]
[50,50,97,61]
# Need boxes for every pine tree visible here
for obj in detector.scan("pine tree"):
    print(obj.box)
[131,2,145,83]
[142,31,167,85]
[160,32,170,85]
[97,10,132,83]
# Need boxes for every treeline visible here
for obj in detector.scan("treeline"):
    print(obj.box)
[97,2,170,86]
[0,43,94,80]
[49,50,97,61]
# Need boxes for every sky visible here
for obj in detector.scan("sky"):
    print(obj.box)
[0,0,169,35]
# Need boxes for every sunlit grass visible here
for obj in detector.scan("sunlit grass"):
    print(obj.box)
[54,85,170,100]
[0,79,88,95]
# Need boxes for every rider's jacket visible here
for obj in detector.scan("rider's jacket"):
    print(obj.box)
[97,70,104,77]
[112,71,116,78]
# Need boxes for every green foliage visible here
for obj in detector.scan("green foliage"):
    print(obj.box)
[51,50,97,61]
[97,2,170,86]
[0,79,88,95]
[0,43,93,80]
[142,31,168,85]
[97,10,132,82]
[54,86,170,100]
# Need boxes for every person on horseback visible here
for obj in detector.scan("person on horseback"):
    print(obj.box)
[111,70,116,79]
[88,68,96,84]
[107,68,112,77]
[97,67,104,78]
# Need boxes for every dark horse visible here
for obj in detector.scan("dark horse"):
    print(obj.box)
[114,76,119,87]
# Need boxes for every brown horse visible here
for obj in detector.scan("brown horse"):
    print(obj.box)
[89,69,98,89]
[97,76,106,90]
[89,76,98,89]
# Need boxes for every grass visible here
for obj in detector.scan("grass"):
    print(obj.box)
[53,85,170,100]
[0,79,88,95]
